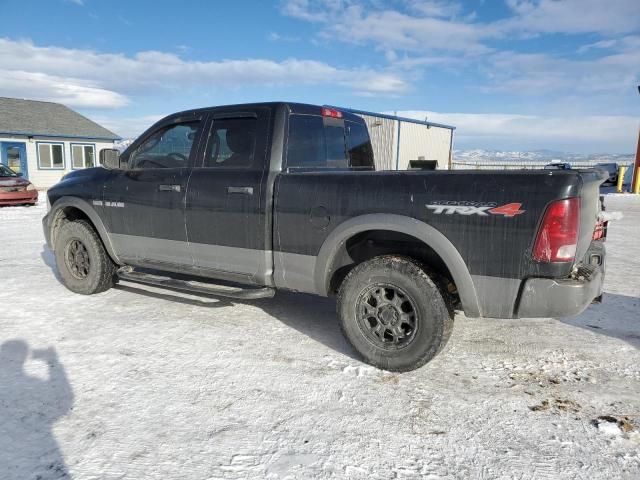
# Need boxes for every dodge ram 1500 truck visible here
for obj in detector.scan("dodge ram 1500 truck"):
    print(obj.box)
[43,102,608,371]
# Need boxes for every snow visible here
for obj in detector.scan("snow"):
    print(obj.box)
[1,196,640,479]
[597,420,624,437]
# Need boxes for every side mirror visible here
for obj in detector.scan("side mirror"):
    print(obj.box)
[99,149,124,169]
[16,172,23,177]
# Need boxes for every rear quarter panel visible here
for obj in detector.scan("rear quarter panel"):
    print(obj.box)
[274,169,585,282]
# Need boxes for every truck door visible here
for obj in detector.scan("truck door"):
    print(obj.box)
[184,108,272,285]
[102,116,204,268]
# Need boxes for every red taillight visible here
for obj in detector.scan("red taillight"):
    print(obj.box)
[321,107,343,119]
[532,198,580,263]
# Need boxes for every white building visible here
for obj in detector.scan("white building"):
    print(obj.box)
[339,107,455,170]
[0,97,120,188]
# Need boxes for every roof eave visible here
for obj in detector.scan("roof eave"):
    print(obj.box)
[0,130,121,141]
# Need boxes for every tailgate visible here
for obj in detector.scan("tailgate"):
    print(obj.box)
[575,169,608,262]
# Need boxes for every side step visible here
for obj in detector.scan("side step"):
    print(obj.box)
[117,267,276,300]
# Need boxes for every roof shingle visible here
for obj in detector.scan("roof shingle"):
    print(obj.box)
[0,97,120,140]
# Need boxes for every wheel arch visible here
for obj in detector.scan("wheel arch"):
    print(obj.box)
[314,214,481,317]
[48,196,122,265]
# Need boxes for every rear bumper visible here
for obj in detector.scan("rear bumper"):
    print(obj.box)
[516,264,604,318]
[0,190,38,205]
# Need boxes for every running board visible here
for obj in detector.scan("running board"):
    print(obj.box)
[117,267,276,300]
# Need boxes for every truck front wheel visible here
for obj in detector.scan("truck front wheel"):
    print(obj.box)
[54,220,117,295]
[337,255,453,372]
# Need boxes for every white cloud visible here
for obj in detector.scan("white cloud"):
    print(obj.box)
[267,32,300,42]
[407,0,463,18]
[577,39,618,54]
[330,8,491,53]
[0,70,128,108]
[283,0,492,53]
[282,0,640,52]
[481,37,640,95]
[0,38,408,108]
[92,114,166,139]
[397,110,639,153]
[280,0,640,97]
[281,0,338,22]
[504,0,640,35]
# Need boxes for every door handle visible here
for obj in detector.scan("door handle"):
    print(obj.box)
[158,184,181,192]
[227,186,253,195]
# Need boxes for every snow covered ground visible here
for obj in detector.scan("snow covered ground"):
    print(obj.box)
[1,196,639,479]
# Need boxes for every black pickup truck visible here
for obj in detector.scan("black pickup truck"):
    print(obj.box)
[43,102,608,371]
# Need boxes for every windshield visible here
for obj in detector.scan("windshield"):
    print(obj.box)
[0,165,18,177]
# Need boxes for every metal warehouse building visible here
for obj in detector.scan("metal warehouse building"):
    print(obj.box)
[339,107,455,171]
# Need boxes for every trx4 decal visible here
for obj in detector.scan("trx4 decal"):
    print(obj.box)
[426,201,525,217]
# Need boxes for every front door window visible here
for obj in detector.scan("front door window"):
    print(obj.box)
[129,122,200,169]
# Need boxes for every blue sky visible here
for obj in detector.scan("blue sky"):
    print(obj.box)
[0,0,638,152]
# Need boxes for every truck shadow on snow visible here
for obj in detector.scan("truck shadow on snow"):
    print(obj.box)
[116,282,639,356]
[0,340,74,479]
[40,245,357,360]
[40,247,63,283]
[253,292,357,360]
[114,284,359,361]
[42,245,637,357]
[560,293,640,349]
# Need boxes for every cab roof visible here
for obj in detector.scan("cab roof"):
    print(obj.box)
[168,102,365,124]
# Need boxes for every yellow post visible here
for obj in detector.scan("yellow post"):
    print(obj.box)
[616,165,627,193]
[633,167,640,194]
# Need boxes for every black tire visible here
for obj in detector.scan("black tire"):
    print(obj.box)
[54,220,117,295]
[337,255,453,372]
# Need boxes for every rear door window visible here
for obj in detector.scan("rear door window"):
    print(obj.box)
[203,117,258,168]
[287,115,345,169]
[346,121,374,168]
[324,121,348,167]
[287,114,373,170]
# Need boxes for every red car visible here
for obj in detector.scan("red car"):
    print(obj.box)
[0,165,38,206]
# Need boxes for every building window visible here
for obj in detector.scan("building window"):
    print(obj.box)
[37,143,65,169]
[71,144,95,169]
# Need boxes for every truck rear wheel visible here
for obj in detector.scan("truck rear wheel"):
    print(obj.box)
[337,255,453,372]
[54,220,116,295]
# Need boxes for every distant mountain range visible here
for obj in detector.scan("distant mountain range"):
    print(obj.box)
[114,139,135,152]
[454,149,634,163]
